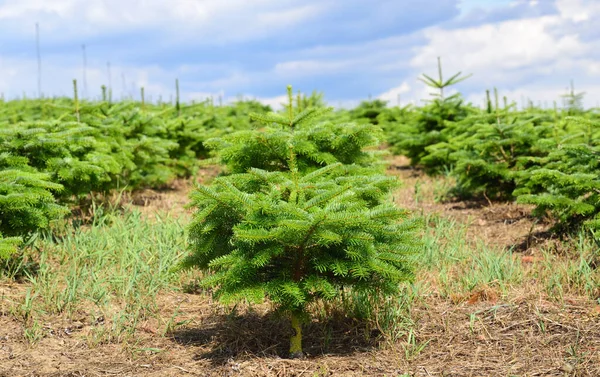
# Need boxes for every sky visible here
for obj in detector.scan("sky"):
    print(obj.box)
[0,0,599,108]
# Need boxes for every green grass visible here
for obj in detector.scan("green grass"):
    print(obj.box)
[412,214,523,301]
[1,207,193,344]
[412,213,599,303]
[537,232,600,300]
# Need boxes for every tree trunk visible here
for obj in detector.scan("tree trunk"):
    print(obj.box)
[289,312,304,358]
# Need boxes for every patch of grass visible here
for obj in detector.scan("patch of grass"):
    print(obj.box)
[536,232,600,300]
[1,208,194,344]
[415,214,523,301]
[413,213,600,303]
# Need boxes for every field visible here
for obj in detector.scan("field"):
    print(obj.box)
[1,84,599,376]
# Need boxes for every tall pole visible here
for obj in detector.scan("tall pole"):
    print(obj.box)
[81,44,88,99]
[106,61,112,103]
[121,72,127,100]
[107,61,112,92]
[35,23,42,98]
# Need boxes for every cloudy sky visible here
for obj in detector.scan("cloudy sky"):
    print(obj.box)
[0,0,598,108]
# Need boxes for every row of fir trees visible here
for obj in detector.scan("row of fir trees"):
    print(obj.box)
[0,83,271,259]
[355,59,599,241]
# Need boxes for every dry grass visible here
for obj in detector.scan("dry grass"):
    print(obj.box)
[2,290,598,376]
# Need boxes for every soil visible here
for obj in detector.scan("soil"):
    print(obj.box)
[387,156,555,254]
[1,158,599,377]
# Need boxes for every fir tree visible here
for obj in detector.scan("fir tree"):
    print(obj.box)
[297,90,327,110]
[349,99,389,125]
[388,57,473,171]
[0,121,123,197]
[181,156,419,358]
[205,86,385,177]
[561,81,586,115]
[180,87,421,358]
[515,117,600,236]
[442,113,555,200]
[0,164,68,258]
[0,234,21,259]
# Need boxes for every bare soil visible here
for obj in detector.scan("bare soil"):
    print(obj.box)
[387,156,555,254]
[1,159,599,377]
[2,289,598,376]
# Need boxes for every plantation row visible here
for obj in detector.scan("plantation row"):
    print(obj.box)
[0,89,270,257]
[372,90,600,239]
[343,61,600,242]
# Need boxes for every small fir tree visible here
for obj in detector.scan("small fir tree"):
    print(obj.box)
[0,163,68,258]
[349,99,389,125]
[0,234,21,259]
[443,113,555,200]
[388,57,473,171]
[561,80,586,115]
[205,87,385,177]
[181,156,419,358]
[180,87,420,358]
[515,117,600,236]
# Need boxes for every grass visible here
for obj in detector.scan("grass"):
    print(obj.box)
[414,214,524,301]
[536,232,600,301]
[414,213,600,304]
[1,207,195,345]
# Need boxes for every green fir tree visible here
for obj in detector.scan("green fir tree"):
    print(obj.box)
[205,86,385,177]
[388,57,473,171]
[179,86,420,358]
[0,161,68,258]
[515,117,600,236]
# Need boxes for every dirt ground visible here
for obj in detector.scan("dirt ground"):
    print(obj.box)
[1,158,599,377]
[387,156,555,253]
[2,290,598,377]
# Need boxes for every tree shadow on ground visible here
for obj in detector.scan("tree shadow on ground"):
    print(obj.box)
[169,310,382,364]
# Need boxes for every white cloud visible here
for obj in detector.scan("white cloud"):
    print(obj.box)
[402,0,600,107]
[274,60,352,77]
[252,94,288,110]
[411,16,587,75]
[0,0,323,44]
[377,81,411,105]
[555,0,600,22]
[0,0,75,19]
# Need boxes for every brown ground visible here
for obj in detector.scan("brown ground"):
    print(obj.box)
[388,156,554,254]
[1,159,599,377]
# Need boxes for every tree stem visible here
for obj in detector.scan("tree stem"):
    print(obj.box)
[289,312,304,358]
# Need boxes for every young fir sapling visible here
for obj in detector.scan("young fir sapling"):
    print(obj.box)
[389,57,473,171]
[205,87,386,177]
[0,158,68,259]
[515,117,600,237]
[180,86,421,358]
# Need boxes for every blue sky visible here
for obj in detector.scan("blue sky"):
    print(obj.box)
[0,0,599,108]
